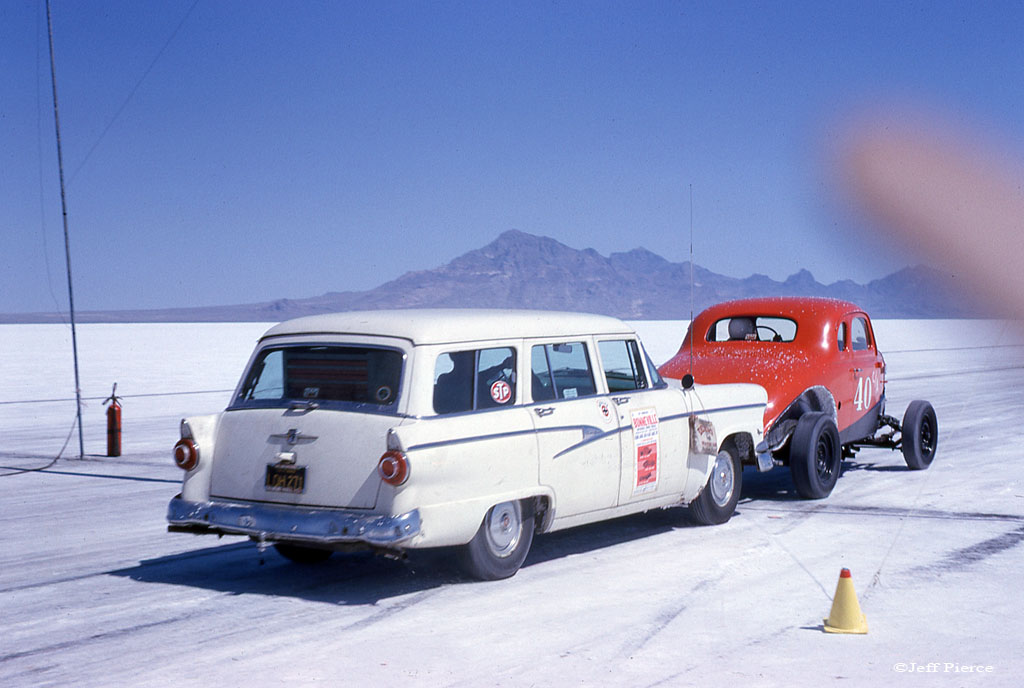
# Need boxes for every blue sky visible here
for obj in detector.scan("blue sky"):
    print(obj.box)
[3,1,1023,313]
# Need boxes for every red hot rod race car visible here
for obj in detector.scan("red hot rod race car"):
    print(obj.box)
[660,297,937,499]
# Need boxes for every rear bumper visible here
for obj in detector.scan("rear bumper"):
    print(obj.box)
[167,495,421,547]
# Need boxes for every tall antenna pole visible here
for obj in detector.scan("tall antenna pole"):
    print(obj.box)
[689,184,694,378]
[46,0,85,459]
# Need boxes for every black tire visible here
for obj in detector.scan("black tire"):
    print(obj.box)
[902,400,938,470]
[789,412,841,499]
[274,543,333,564]
[690,448,742,525]
[458,500,534,581]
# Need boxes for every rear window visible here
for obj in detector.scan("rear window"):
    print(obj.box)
[707,316,797,343]
[233,345,404,410]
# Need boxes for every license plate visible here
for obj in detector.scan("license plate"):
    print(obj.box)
[265,464,306,493]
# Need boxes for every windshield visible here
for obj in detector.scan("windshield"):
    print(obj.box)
[232,344,404,411]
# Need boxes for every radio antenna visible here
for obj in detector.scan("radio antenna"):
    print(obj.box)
[689,184,694,379]
[47,0,84,459]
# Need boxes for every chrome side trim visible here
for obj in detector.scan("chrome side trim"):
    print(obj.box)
[166,496,421,547]
[694,402,768,415]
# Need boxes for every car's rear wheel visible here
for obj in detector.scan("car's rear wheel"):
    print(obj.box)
[902,400,938,470]
[690,447,742,525]
[458,500,534,581]
[274,543,333,564]
[789,412,841,499]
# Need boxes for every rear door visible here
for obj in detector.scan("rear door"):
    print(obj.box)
[400,344,539,505]
[530,340,621,517]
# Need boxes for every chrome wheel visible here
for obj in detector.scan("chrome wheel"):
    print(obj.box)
[690,445,742,525]
[709,450,736,507]
[484,501,522,558]
[460,499,535,580]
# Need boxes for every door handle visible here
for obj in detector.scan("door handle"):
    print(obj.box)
[534,407,555,417]
[613,396,630,405]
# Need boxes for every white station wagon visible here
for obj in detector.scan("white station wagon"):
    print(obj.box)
[167,309,767,580]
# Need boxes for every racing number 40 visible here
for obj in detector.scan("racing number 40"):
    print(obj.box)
[854,376,873,412]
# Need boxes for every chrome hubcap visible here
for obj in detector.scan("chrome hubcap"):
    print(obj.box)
[709,451,735,507]
[485,501,522,558]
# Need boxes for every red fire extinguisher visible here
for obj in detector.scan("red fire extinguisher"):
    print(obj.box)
[104,383,122,457]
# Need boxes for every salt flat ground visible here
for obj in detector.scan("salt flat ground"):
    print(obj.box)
[1,320,1023,687]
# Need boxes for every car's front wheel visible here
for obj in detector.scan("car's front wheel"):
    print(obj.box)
[690,447,742,525]
[789,412,841,499]
[902,400,938,470]
[458,500,535,581]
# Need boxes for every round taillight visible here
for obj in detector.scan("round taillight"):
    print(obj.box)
[174,438,199,471]
[377,450,409,486]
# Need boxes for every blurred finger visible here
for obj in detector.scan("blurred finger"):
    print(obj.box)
[842,120,1024,318]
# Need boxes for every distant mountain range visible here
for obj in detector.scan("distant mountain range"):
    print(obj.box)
[2,230,980,323]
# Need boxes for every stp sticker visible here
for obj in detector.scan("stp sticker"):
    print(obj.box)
[490,380,512,404]
[598,400,612,422]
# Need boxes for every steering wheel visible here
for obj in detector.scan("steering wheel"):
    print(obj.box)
[756,324,782,342]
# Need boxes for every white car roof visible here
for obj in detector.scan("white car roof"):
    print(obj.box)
[261,309,635,346]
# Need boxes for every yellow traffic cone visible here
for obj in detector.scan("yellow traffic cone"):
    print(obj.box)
[823,568,868,634]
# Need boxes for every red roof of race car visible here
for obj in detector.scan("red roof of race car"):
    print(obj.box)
[684,297,864,350]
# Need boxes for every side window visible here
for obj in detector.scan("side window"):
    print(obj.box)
[851,317,870,351]
[530,346,556,401]
[598,339,648,392]
[433,347,516,415]
[530,342,597,400]
[837,322,847,352]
